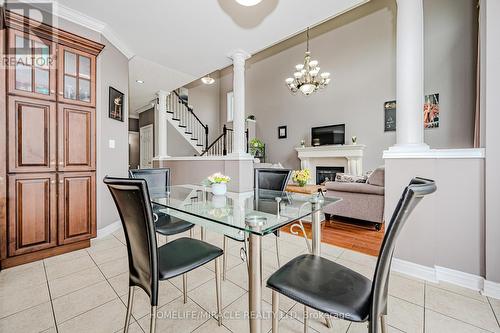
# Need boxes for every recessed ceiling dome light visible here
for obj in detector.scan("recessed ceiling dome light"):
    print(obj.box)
[201,75,215,85]
[235,0,263,6]
[136,80,144,84]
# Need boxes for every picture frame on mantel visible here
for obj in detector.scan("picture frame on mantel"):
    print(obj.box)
[109,86,124,122]
[278,125,287,139]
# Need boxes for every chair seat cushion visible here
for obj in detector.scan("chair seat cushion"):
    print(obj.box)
[266,254,372,322]
[155,214,194,236]
[158,237,223,280]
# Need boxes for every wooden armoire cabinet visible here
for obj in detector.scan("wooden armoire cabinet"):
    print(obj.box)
[0,10,104,268]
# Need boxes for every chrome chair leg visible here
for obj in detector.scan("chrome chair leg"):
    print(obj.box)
[275,235,281,267]
[215,257,222,326]
[150,305,157,333]
[272,290,279,333]
[183,274,188,304]
[124,286,135,333]
[381,314,388,333]
[222,236,228,281]
[303,306,308,333]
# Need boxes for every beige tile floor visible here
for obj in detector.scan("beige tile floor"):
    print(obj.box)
[0,227,499,333]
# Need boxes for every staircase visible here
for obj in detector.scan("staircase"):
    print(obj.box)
[163,90,248,156]
[165,90,209,155]
[201,125,248,156]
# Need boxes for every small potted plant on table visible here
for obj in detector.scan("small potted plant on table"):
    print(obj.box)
[292,169,311,187]
[206,172,231,196]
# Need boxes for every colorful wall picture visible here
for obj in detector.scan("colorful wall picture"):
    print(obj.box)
[424,93,440,128]
[384,100,396,132]
[109,86,124,121]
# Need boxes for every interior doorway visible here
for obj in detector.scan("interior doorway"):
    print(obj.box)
[140,124,154,168]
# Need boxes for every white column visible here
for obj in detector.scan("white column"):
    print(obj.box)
[155,90,169,157]
[390,0,429,152]
[229,50,251,157]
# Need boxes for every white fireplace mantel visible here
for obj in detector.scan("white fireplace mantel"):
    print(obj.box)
[295,145,366,184]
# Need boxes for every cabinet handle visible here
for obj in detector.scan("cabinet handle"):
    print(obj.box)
[58,91,63,95]
[51,180,56,184]
[50,90,55,94]
[59,162,63,165]
[59,180,64,184]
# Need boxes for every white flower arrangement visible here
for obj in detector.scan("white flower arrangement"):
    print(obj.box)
[206,172,231,184]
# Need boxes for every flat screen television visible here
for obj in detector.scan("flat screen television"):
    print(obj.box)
[311,124,345,146]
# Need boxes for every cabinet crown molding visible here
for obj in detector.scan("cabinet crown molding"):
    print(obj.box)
[5,10,105,56]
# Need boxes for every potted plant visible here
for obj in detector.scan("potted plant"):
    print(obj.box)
[206,172,231,195]
[292,169,311,187]
[249,138,265,157]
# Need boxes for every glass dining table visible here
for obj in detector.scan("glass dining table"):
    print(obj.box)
[149,185,341,333]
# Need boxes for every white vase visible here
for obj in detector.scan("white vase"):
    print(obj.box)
[211,183,227,196]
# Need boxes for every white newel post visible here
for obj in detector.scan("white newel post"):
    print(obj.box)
[156,90,168,157]
[229,50,251,157]
[389,0,429,152]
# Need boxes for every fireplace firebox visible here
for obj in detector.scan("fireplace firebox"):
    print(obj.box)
[316,166,344,185]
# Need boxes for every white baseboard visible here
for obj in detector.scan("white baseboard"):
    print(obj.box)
[392,258,438,283]
[483,280,500,299]
[392,258,499,299]
[96,220,121,239]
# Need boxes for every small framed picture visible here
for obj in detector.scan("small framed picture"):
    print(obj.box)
[109,86,124,122]
[278,126,287,139]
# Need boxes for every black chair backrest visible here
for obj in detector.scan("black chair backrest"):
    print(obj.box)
[103,176,159,305]
[370,177,436,321]
[254,168,292,192]
[129,168,170,193]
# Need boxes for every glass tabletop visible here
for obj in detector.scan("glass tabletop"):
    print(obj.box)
[150,185,341,236]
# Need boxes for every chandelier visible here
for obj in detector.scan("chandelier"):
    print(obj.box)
[285,27,331,96]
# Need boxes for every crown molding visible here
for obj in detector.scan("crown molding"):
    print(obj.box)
[15,0,134,59]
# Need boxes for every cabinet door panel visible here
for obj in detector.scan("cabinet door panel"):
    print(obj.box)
[58,172,96,245]
[7,29,57,100]
[8,96,57,173]
[8,174,57,256]
[58,104,95,171]
[57,45,96,107]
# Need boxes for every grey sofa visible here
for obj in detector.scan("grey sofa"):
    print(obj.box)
[323,166,385,229]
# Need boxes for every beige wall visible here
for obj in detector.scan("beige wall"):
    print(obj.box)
[186,78,221,143]
[385,156,485,276]
[484,0,500,283]
[216,0,477,172]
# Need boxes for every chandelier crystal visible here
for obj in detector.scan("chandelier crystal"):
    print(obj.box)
[285,27,331,96]
[201,74,215,85]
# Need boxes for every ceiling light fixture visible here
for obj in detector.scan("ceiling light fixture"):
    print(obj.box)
[235,0,263,6]
[285,27,331,96]
[136,80,144,84]
[201,75,215,85]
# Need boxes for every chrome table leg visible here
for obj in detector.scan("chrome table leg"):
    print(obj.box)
[223,236,228,281]
[246,218,263,333]
[150,305,157,333]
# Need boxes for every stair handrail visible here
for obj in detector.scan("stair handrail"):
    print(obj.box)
[201,125,249,156]
[172,90,209,151]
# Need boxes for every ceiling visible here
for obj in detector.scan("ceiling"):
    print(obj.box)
[54,0,369,111]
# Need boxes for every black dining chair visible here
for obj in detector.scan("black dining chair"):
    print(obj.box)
[222,168,291,280]
[104,177,223,333]
[266,177,436,333]
[129,168,195,242]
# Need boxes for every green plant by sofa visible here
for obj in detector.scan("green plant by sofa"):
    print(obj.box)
[249,138,265,156]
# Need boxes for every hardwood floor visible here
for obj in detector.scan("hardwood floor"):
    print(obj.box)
[282,217,384,257]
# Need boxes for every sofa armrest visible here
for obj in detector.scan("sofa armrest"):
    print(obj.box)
[324,181,385,196]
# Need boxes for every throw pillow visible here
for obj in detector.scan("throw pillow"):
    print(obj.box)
[335,173,367,183]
